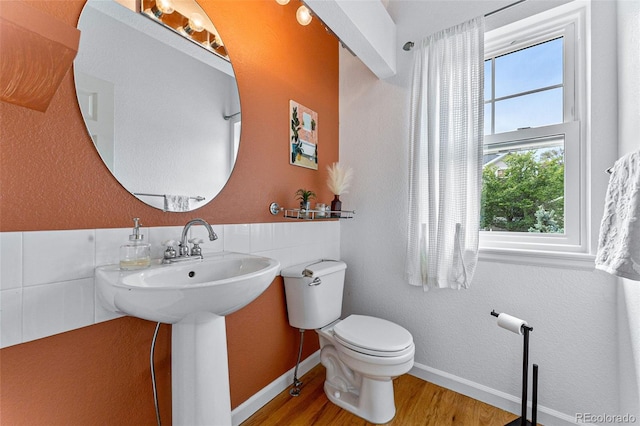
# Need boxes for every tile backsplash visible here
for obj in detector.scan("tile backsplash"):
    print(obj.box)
[0,221,340,348]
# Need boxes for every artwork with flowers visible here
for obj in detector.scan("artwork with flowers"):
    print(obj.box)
[289,100,318,170]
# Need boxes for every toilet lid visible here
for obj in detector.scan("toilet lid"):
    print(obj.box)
[333,315,413,355]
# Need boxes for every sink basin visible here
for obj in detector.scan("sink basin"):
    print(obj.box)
[96,250,281,425]
[96,251,280,323]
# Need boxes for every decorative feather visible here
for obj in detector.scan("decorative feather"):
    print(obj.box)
[326,162,354,195]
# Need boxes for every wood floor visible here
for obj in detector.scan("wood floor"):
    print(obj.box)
[241,364,521,426]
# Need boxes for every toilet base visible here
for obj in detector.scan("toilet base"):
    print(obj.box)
[324,375,396,424]
[317,319,413,424]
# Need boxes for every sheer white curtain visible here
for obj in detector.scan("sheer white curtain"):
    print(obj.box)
[405,17,484,291]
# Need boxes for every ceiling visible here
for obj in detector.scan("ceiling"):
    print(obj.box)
[309,0,572,79]
[385,0,513,47]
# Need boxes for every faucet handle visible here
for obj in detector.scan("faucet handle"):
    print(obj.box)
[162,240,177,260]
[189,238,204,256]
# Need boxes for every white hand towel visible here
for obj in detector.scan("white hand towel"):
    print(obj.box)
[163,195,190,212]
[595,150,640,281]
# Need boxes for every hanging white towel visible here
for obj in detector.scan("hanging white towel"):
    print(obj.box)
[595,150,640,281]
[163,195,190,212]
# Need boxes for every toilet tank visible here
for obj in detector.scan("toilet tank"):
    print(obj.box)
[281,260,346,330]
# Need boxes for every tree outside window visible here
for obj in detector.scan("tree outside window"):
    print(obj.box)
[481,147,564,233]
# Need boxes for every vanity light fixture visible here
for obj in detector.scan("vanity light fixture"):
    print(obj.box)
[272,0,357,59]
[141,0,229,60]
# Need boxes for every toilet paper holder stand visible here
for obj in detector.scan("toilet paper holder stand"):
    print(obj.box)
[491,310,538,426]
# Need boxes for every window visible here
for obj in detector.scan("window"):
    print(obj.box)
[485,37,565,135]
[479,3,589,264]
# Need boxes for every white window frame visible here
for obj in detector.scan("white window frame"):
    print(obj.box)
[479,2,591,269]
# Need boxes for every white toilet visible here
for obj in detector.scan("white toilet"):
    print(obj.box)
[281,260,415,424]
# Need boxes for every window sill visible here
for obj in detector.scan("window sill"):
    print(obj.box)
[478,247,596,271]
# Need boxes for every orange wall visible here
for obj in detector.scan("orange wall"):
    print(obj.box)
[0,0,337,423]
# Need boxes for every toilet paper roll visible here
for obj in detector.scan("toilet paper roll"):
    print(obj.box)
[497,313,528,335]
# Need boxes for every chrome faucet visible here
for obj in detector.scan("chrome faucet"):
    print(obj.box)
[162,219,218,263]
[179,218,218,257]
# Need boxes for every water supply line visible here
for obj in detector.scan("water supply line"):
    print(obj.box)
[290,329,305,396]
[151,322,162,426]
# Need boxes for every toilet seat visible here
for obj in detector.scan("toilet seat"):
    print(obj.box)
[333,315,413,357]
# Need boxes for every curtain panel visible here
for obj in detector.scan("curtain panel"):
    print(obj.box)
[406,17,485,291]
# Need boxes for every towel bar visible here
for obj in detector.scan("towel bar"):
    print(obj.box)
[134,193,205,202]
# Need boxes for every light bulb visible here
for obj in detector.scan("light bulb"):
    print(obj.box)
[183,13,205,34]
[275,0,290,4]
[189,13,205,31]
[296,5,312,26]
[152,0,174,17]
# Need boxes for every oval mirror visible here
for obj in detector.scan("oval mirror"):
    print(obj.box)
[74,0,241,212]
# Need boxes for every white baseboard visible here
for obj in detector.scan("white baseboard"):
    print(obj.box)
[409,361,578,426]
[231,350,321,426]
[231,355,578,426]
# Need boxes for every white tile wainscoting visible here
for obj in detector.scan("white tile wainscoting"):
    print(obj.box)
[0,221,340,348]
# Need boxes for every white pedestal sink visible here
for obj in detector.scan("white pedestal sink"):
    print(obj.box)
[96,252,280,426]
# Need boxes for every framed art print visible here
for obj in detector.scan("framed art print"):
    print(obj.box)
[290,100,318,170]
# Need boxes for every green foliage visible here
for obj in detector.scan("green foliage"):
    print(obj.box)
[291,107,301,143]
[528,206,564,233]
[481,149,564,233]
[295,189,316,203]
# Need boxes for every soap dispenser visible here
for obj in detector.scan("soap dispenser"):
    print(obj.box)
[120,218,151,270]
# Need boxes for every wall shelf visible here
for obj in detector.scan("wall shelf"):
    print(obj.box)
[269,202,354,220]
[284,208,354,220]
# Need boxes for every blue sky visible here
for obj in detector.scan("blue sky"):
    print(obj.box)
[484,37,563,134]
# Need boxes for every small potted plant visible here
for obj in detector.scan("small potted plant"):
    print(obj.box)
[295,189,316,211]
